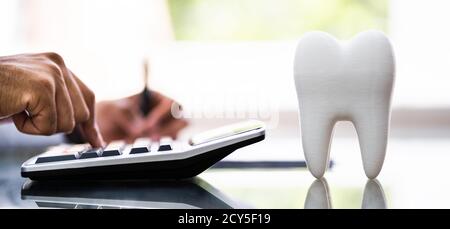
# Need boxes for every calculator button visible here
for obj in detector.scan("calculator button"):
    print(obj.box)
[35,154,77,164]
[158,137,173,151]
[79,148,102,159]
[130,147,149,154]
[35,145,78,164]
[102,140,125,157]
[102,150,121,157]
[158,144,172,151]
[130,138,151,154]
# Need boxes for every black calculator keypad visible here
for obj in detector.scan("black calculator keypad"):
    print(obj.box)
[35,138,175,164]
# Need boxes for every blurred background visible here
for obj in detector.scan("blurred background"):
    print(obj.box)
[1,0,449,137]
[1,0,449,130]
[1,0,450,208]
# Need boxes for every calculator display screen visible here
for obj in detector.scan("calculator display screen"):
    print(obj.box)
[189,120,264,146]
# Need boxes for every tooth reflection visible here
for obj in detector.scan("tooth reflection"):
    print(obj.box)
[304,178,332,209]
[304,179,387,209]
[362,179,387,209]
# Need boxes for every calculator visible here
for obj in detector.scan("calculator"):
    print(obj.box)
[21,120,266,180]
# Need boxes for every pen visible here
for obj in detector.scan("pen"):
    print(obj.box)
[140,59,152,116]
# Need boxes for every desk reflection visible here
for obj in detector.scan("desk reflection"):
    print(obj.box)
[21,178,243,209]
[304,178,387,209]
[362,179,387,209]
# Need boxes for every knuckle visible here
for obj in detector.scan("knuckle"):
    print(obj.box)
[43,52,65,66]
[46,63,63,78]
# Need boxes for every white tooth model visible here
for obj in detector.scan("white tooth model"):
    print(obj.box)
[293,30,395,179]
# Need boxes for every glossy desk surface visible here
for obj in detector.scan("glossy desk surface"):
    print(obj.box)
[1,134,450,209]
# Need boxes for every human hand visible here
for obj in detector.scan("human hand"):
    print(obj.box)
[0,53,104,147]
[96,90,188,143]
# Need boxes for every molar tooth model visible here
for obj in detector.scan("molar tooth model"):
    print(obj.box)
[293,30,395,179]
